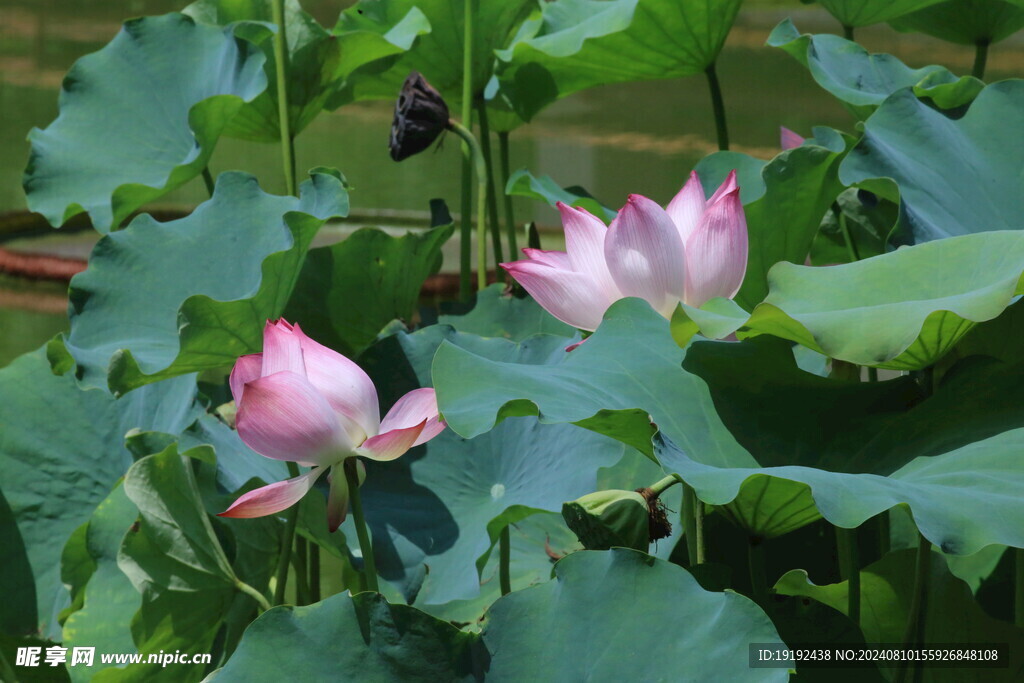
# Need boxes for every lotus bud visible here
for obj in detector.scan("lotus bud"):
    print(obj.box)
[562,489,653,551]
[389,71,450,161]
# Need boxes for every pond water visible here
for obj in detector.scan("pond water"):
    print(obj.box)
[1,0,1021,366]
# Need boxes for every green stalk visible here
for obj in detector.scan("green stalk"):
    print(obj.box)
[498,131,518,256]
[236,578,272,613]
[843,24,854,41]
[0,645,17,683]
[458,0,475,300]
[273,461,302,605]
[877,511,890,558]
[704,61,730,151]
[682,483,698,567]
[1015,548,1024,628]
[748,537,768,606]
[271,0,296,197]
[293,535,310,605]
[896,532,931,683]
[499,526,512,596]
[201,166,215,198]
[694,494,706,566]
[448,120,489,291]
[973,40,989,80]
[309,542,321,603]
[836,526,861,627]
[833,202,860,263]
[476,100,504,278]
[345,459,379,593]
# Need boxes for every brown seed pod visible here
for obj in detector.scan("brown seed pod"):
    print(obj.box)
[389,71,450,162]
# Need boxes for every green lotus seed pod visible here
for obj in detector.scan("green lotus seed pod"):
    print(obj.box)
[562,489,650,551]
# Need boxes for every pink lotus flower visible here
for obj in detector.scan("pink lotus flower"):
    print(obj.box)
[219,320,445,531]
[780,126,805,150]
[501,171,747,331]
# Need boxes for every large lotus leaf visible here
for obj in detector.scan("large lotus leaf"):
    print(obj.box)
[206,592,486,681]
[284,222,453,358]
[185,0,428,141]
[61,484,140,682]
[353,325,627,607]
[817,0,946,27]
[890,0,1024,45]
[117,443,250,682]
[330,0,536,109]
[62,170,347,395]
[23,13,267,232]
[742,231,1024,370]
[492,0,743,123]
[840,82,1024,244]
[695,130,848,309]
[768,19,983,120]
[0,348,200,640]
[482,549,786,682]
[776,550,1024,681]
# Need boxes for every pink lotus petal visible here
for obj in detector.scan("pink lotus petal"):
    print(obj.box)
[325,460,365,532]
[558,202,616,293]
[379,387,445,447]
[292,323,380,440]
[604,194,687,318]
[218,466,326,519]
[665,171,706,245]
[502,260,615,331]
[356,420,426,462]
[236,371,352,465]
[707,169,738,207]
[780,126,805,150]
[522,248,571,268]
[230,353,262,405]
[261,320,306,377]
[684,188,748,307]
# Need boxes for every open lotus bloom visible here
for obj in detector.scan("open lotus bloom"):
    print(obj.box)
[501,170,747,331]
[219,320,445,531]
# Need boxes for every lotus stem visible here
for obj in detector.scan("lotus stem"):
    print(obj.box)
[271,0,296,197]
[476,100,504,278]
[309,542,321,603]
[973,40,989,80]
[833,202,860,263]
[293,534,310,605]
[1015,549,1024,628]
[272,461,302,605]
[236,578,272,613]
[748,537,768,605]
[877,511,890,558]
[649,475,680,497]
[0,644,18,683]
[683,483,698,566]
[498,131,519,256]
[896,531,931,683]
[842,24,854,41]
[459,0,475,300]
[704,61,730,151]
[836,526,861,627]
[345,458,379,593]
[867,366,879,383]
[695,492,706,565]
[499,525,512,596]
[201,166,215,198]
[448,120,489,291]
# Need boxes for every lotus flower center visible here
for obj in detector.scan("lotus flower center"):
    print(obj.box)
[490,483,506,500]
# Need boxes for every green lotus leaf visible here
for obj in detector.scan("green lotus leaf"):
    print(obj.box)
[890,0,1024,45]
[207,592,486,681]
[435,284,575,340]
[62,170,347,395]
[775,549,1024,679]
[330,0,536,109]
[840,81,1024,244]
[433,300,1024,551]
[695,131,848,309]
[185,0,428,141]
[493,0,743,123]
[0,348,200,640]
[23,13,268,232]
[353,324,627,608]
[816,0,946,27]
[284,221,454,358]
[482,549,787,682]
[504,168,616,222]
[768,19,982,120]
[743,231,1024,370]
